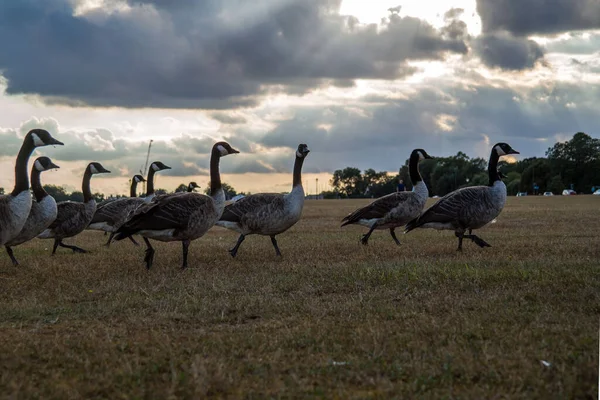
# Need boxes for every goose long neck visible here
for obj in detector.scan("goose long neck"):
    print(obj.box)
[488,151,500,186]
[11,139,34,196]
[210,151,222,196]
[292,156,305,188]
[146,169,156,196]
[129,179,138,197]
[408,153,422,185]
[82,170,93,203]
[30,167,47,202]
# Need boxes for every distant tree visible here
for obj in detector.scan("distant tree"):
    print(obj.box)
[68,191,84,202]
[546,132,600,193]
[547,175,564,194]
[174,184,188,193]
[330,167,362,198]
[155,188,168,196]
[203,182,237,199]
[43,185,70,202]
[0,187,4,195]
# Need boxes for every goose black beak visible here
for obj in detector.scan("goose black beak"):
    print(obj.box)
[49,138,64,146]
[230,148,240,154]
[48,162,60,169]
[508,149,520,155]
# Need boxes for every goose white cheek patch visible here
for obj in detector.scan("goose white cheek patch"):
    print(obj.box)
[90,164,99,174]
[296,150,302,157]
[217,145,228,156]
[495,145,506,156]
[34,160,44,171]
[31,133,44,147]
[151,163,159,171]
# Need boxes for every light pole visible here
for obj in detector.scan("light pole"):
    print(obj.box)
[316,178,319,199]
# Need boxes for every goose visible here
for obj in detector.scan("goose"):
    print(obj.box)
[37,162,111,254]
[87,163,170,245]
[0,129,63,249]
[112,142,239,269]
[187,182,200,192]
[215,143,310,257]
[340,149,433,245]
[404,143,519,251]
[4,157,60,265]
[142,161,172,202]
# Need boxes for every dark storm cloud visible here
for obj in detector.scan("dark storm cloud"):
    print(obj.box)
[0,0,467,108]
[476,0,600,36]
[256,79,599,172]
[473,31,546,70]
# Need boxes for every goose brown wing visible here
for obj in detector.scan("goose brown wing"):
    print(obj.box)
[49,202,84,229]
[91,198,144,225]
[120,193,211,233]
[411,186,489,227]
[341,192,412,226]
[220,193,283,223]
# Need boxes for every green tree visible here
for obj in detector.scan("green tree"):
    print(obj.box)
[546,132,600,192]
[330,167,362,198]
[204,182,237,199]
[174,184,188,193]
[547,175,564,194]
[0,187,4,195]
[43,185,70,202]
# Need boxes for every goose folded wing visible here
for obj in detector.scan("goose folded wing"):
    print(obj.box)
[342,192,411,224]
[120,193,210,232]
[220,193,283,223]
[416,187,486,224]
[49,202,84,229]
[91,198,143,225]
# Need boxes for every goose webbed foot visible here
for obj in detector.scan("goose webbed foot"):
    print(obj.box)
[229,234,245,258]
[467,235,491,248]
[5,246,19,266]
[59,241,88,253]
[270,236,282,257]
[143,237,155,270]
[181,240,190,270]
[104,232,115,247]
[389,228,401,246]
[361,225,377,246]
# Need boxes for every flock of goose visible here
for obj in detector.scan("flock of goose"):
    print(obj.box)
[0,129,518,269]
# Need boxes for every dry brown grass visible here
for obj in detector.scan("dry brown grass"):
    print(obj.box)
[1,196,598,398]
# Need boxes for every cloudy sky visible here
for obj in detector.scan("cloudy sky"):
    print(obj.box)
[1,0,599,195]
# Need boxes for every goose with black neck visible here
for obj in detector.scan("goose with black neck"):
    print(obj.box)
[113,142,239,270]
[216,143,310,258]
[0,129,63,249]
[341,148,433,246]
[5,157,60,265]
[405,142,519,251]
[38,162,111,254]
[87,162,170,246]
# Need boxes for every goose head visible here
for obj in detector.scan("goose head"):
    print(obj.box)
[150,161,171,172]
[412,149,434,161]
[133,174,146,183]
[26,129,64,148]
[188,181,200,191]
[492,143,519,156]
[296,144,310,158]
[214,142,240,157]
[34,157,60,172]
[87,162,111,175]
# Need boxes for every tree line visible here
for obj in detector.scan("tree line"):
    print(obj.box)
[325,132,600,198]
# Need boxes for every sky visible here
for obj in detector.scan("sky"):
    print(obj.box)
[0,0,599,196]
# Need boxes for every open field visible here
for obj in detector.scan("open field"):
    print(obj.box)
[1,196,598,398]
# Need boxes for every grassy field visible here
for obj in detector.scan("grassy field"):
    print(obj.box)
[1,195,598,398]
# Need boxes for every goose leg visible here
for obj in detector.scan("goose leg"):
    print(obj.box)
[143,237,155,270]
[59,241,88,253]
[455,231,464,252]
[181,240,190,270]
[128,236,140,246]
[389,228,401,246]
[229,234,245,258]
[361,223,379,246]
[270,235,282,257]
[464,234,491,248]
[5,246,19,266]
[52,239,60,255]
[104,232,115,247]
